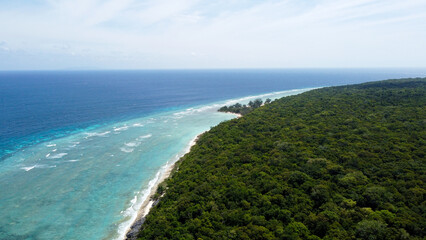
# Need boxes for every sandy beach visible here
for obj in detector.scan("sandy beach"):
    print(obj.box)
[122,111,244,239]
[123,133,204,240]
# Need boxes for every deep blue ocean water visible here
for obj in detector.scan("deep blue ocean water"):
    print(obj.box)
[2,69,426,159]
[0,69,425,239]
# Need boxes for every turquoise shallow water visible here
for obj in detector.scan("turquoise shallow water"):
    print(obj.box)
[0,89,310,240]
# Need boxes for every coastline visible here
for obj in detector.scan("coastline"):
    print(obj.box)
[118,79,426,239]
[119,88,312,240]
[123,132,204,240]
[120,89,311,240]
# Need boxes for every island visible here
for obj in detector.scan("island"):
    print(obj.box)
[131,78,425,240]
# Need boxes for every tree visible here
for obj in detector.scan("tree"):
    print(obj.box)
[356,220,388,240]
[138,78,426,240]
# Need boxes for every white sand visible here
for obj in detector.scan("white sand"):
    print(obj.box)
[122,133,202,239]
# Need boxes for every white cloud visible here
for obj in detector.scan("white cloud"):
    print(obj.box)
[0,0,425,69]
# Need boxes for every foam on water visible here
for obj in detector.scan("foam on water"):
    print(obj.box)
[137,134,152,140]
[68,142,80,148]
[120,147,134,153]
[114,126,129,132]
[84,131,111,138]
[47,153,68,159]
[21,164,57,172]
[21,165,36,172]
[125,142,140,147]
[66,160,80,162]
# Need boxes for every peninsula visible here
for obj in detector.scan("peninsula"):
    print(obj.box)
[132,78,425,239]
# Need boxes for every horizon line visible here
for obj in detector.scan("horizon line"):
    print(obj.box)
[1,67,426,72]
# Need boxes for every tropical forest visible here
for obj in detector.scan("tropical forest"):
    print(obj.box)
[136,78,425,240]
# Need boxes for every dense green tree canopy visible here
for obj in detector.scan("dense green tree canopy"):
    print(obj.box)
[219,98,267,115]
[137,78,425,240]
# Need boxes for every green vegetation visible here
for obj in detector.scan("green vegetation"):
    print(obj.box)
[218,98,271,115]
[137,78,426,239]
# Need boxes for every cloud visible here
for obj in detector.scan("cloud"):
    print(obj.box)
[0,41,10,51]
[0,0,425,69]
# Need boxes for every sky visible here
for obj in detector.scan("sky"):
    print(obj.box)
[0,0,426,70]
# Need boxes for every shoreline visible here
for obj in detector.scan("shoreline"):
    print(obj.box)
[120,89,311,239]
[123,132,204,240]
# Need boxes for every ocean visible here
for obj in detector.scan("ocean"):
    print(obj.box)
[0,69,425,239]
